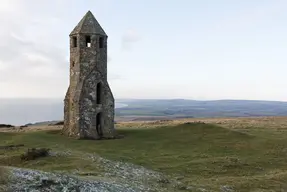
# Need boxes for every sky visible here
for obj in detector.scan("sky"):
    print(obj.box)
[0,0,287,101]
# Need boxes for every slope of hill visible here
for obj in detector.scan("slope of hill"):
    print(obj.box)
[1,117,287,191]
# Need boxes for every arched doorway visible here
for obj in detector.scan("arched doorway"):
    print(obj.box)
[96,112,103,137]
[96,82,102,104]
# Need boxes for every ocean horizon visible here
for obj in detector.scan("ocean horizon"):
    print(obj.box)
[0,98,127,125]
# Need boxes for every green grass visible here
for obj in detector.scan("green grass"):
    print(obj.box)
[0,166,9,191]
[1,122,287,191]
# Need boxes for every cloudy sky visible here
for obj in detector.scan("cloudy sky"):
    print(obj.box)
[0,0,287,101]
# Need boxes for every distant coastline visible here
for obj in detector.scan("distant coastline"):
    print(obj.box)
[2,98,287,126]
[0,99,128,126]
[115,103,128,108]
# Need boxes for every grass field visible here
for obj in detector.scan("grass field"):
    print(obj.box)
[1,117,287,191]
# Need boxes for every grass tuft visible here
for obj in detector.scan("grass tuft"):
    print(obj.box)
[20,148,50,161]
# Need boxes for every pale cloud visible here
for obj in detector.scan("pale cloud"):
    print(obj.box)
[121,29,141,50]
[0,1,25,14]
[0,0,69,98]
[122,29,141,42]
[0,0,120,98]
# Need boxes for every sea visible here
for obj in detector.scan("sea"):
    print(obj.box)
[0,98,127,125]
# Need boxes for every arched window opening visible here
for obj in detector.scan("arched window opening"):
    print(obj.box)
[85,36,91,47]
[96,82,102,104]
[72,36,77,47]
[96,112,103,137]
[99,37,104,48]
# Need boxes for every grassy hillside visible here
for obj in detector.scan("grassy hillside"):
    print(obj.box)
[1,117,287,191]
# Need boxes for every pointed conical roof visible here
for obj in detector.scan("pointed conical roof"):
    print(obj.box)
[70,11,107,36]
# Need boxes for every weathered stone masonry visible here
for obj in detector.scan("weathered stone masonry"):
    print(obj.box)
[63,11,116,139]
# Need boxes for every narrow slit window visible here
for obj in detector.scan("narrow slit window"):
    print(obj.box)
[99,37,104,48]
[96,82,102,104]
[85,36,91,47]
[72,37,77,47]
[72,61,75,67]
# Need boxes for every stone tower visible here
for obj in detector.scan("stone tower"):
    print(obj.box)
[63,11,116,139]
